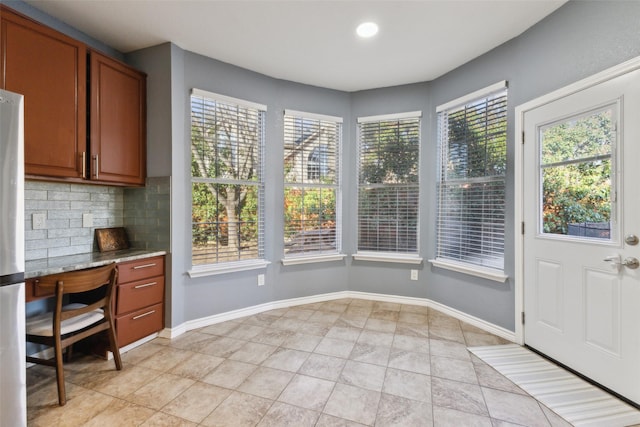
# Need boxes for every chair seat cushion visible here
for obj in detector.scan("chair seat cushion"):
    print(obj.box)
[26,303,105,337]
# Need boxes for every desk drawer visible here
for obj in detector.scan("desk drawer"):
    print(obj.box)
[116,302,163,347]
[117,256,164,283]
[116,276,164,315]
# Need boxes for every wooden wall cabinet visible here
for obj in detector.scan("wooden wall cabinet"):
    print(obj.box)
[1,7,86,179]
[1,6,147,186]
[90,51,146,186]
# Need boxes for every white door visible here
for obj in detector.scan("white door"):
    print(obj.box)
[523,68,640,404]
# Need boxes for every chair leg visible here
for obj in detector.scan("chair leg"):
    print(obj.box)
[54,340,66,406]
[106,320,122,370]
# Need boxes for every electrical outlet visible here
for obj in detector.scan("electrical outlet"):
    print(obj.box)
[82,213,93,228]
[32,213,46,230]
[258,274,265,286]
[410,269,418,281]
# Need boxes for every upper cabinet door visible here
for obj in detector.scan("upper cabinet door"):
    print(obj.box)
[1,7,86,179]
[90,51,146,186]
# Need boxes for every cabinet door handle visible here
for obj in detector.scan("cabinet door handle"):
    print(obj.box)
[132,310,155,320]
[134,281,157,289]
[82,152,87,179]
[93,154,99,179]
[133,263,157,270]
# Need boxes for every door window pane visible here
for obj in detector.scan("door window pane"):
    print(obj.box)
[539,107,615,240]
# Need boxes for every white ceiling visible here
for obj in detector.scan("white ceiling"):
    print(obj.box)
[24,0,567,92]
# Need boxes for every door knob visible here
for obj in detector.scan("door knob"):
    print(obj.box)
[604,255,639,270]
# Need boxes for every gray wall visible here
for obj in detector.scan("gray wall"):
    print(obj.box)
[15,0,640,333]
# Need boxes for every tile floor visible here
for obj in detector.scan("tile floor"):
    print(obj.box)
[27,298,576,426]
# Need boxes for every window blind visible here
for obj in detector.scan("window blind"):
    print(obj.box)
[357,114,421,253]
[190,91,265,265]
[436,85,507,270]
[283,111,341,256]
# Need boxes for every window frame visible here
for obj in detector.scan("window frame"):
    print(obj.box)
[282,109,344,264]
[430,81,508,282]
[188,88,269,277]
[354,111,422,263]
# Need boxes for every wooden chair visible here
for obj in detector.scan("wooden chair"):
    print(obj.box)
[25,263,122,406]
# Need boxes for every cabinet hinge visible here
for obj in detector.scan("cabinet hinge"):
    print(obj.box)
[521,312,525,325]
[521,222,525,235]
[521,131,525,144]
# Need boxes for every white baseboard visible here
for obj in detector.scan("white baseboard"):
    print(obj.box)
[162,291,516,343]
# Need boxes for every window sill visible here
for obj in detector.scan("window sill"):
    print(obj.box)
[188,259,271,278]
[428,258,508,283]
[352,252,423,265]
[281,253,347,266]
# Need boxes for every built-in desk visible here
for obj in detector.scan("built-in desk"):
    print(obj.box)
[26,250,166,348]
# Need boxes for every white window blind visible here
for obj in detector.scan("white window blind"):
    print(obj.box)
[436,84,507,270]
[283,111,341,256]
[190,90,265,266]
[357,113,421,253]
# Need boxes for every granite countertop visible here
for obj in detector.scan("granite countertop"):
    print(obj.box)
[25,249,167,279]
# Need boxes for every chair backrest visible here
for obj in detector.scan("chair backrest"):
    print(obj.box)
[34,263,118,323]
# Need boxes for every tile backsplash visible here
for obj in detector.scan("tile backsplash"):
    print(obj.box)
[24,177,170,261]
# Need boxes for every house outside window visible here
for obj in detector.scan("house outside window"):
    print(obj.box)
[434,82,508,275]
[190,89,266,268]
[283,110,342,258]
[356,112,421,255]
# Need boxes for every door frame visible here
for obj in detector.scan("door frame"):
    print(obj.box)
[514,55,640,345]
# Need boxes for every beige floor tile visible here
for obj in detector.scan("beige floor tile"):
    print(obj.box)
[237,366,294,399]
[473,364,527,395]
[382,367,431,403]
[433,405,492,427]
[392,334,430,354]
[339,360,386,392]
[315,337,356,358]
[398,311,429,325]
[168,352,225,380]
[429,338,471,360]
[126,373,195,410]
[316,413,368,426]
[357,330,394,347]
[373,301,401,312]
[249,327,294,346]
[326,325,362,342]
[242,313,281,327]
[464,330,509,346]
[281,332,322,352]
[30,386,115,427]
[428,325,466,343]
[349,343,390,366]
[482,387,551,427]
[324,383,381,426]
[320,300,350,313]
[299,353,347,381]
[308,310,341,324]
[432,377,489,416]
[141,412,198,426]
[163,331,215,352]
[388,348,431,375]
[375,393,433,427]
[261,347,310,372]
[201,359,257,389]
[82,398,155,426]
[161,382,231,423]
[225,323,265,340]
[363,318,397,333]
[201,391,273,427]
[228,341,278,364]
[335,314,368,328]
[94,364,161,398]
[199,320,243,337]
[137,346,194,372]
[277,374,335,411]
[298,320,332,337]
[431,355,478,383]
[121,342,165,365]
[257,401,320,426]
[395,322,430,338]
[283,307,316,320]
[400,304,430,315]
[369,309,400,322]
[200,336,247,358]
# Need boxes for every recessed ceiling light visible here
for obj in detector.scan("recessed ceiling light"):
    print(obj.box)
[356,22,378,38]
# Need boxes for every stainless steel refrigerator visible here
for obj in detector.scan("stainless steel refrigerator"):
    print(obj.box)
[0,88,26,426]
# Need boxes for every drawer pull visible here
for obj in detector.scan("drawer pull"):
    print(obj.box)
[134,281,157,289]
[132,310,156,320]
[133,263,157,270]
